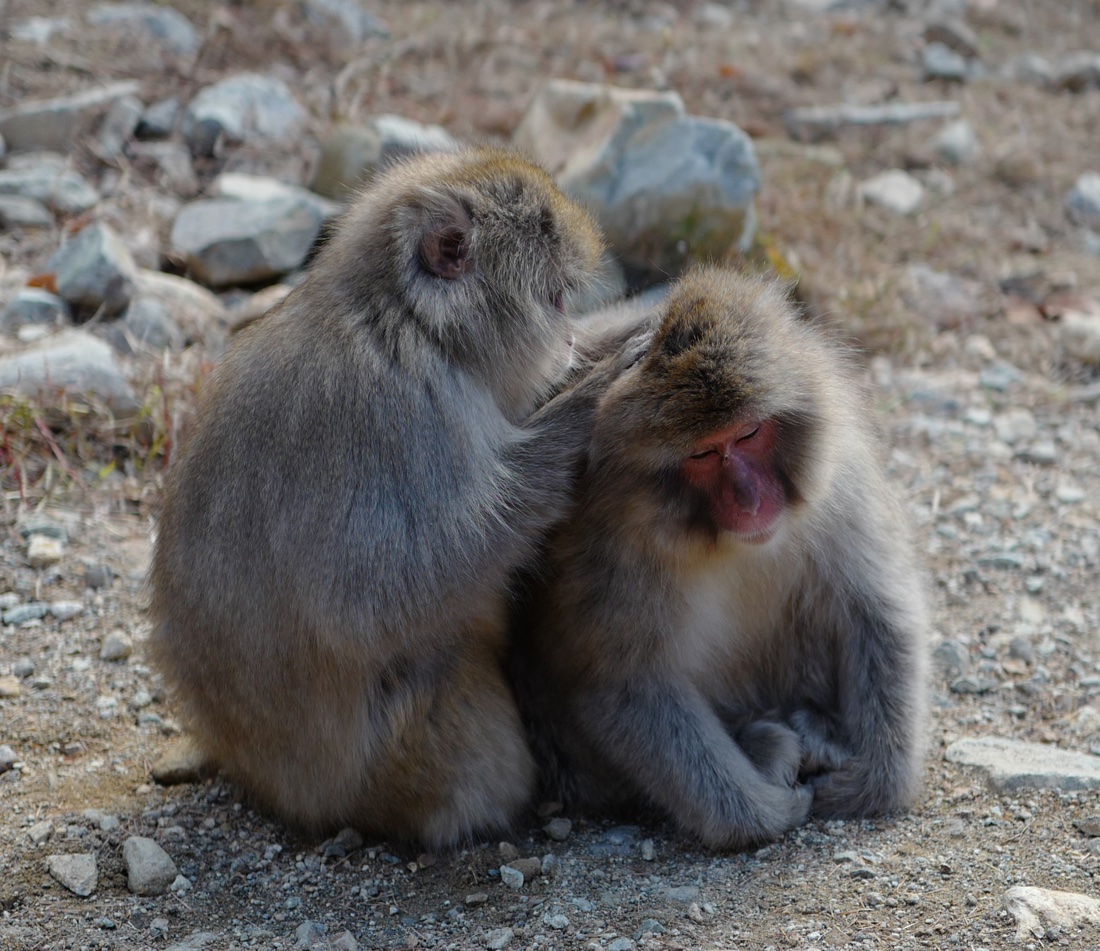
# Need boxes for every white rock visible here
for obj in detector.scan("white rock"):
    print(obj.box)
[499,864,524,889]
[131,269,228,345]
[1060,309,1100,365]
[946,736,1100,791]
[0,194,53,228]
[515,80,760,278]
[1004,886,1100,940]
[859,170,925,215]
[26,535,64,568]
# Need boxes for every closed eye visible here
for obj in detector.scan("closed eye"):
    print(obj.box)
[737,427,760,443]
[689,449,718,460]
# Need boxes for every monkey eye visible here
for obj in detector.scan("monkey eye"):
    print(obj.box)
[689,449,719,460]
[737,426,761,443]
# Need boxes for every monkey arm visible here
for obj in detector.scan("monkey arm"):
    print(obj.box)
[570,676,811,850]
[799,506,929,818]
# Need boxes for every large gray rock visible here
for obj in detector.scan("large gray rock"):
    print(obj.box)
[95,94,144,161]
[0,156,99,215]
[0,331,139,417]
[858,170,925,215]
[122,836,178,896]
[0,81,140,152]
[311,117,457,201]
[171,196,325,287]
[515,80,760,281]
[182,74,308,157]
[87,3,201,55]
[945,736,1100,791]
[48,222,138,315]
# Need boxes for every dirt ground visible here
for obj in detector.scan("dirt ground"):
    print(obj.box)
[2,1,1100,948]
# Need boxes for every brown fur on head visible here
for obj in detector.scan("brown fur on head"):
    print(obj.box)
[588,266,849,530]
[309,147,604,420]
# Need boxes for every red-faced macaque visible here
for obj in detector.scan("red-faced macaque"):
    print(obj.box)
[513,265,929,850]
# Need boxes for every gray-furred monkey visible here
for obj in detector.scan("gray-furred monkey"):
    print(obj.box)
[150,148,620,848]
[513,265,929,850]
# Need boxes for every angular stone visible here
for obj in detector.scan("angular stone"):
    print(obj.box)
[48,222,138,315]
[1004,886,1100,940]
[0,81,140,152]
[1066,172,1100,228]
[0,194,53,228]
[123,836,178,896]
[88,3,200,55]
[0,289,70,332]
[46,853,97,896]
[515,80,759,281]
[130,269,228,345]
[95,94,143,160]
[182,74,307,153]
[0,330,140,417]
[0,160,99,215]
[170,196,324,287]
[946,737,1100,791]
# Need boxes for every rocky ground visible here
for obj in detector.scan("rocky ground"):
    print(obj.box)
[2,0,1100,949]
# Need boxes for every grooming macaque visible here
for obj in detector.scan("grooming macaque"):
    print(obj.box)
[514,266,929,850]
[151,148,620,848]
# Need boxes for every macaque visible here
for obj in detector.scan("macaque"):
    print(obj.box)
[150,148,618,848]
[513,265,929,850]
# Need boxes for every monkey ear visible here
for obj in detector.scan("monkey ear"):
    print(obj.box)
[418,201,474,280]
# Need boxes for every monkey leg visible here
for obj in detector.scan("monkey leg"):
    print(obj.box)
[576,680,811,850]
[359,644,537,850]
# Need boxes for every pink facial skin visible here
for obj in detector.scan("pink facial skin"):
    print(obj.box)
[680,419,786,542]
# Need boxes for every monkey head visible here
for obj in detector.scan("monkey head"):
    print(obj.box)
[313,148,604,421]
[590,266,847,546]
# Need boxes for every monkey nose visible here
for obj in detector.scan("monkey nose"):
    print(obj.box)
[724,456,760,514]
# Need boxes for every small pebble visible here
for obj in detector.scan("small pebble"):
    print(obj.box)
[100,631,133,661]
[544,817,572,841]
[49,600,83,621]
[485,926,514,949]
[498,864,524,889]
[27,535,64,568]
